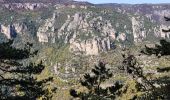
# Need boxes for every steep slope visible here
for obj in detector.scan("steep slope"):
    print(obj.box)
[98,4,170,24]
[0,3,170,80]
[0,3,166,55]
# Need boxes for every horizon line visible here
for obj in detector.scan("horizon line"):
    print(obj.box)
[74,0,170,5]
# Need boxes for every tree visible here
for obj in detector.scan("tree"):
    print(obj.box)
[141,39,170,57]
[162,16,170,32]
[121,54,154,91]
[70,61,123,100]
[0,40,56,100]
[138,16,170,99]
[141,16,170,57]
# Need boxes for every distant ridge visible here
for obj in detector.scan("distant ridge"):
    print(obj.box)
[0,0,73,3]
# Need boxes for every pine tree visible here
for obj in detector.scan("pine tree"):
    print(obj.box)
[141,16,170,57]
[70,61,123,99]
[0,40,56,100]
[138,16,170,99]
[121,54,154,91]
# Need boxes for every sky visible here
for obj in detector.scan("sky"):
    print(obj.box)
[75,0,170,4]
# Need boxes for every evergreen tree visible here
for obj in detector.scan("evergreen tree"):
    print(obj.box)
[70,61,123,100]
[141,39,170,57]
[121,54,154,91]
[141,16,170,57]
[138,16,170,99]
[0,40,56,100]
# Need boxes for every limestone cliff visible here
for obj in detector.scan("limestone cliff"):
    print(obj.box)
[0,3,170,55]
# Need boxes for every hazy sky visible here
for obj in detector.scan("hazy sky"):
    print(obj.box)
[75,0,170,4]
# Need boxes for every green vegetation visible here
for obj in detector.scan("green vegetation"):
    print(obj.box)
[0,40,56,99]
[70,61,123,99]
[0,3,170,100]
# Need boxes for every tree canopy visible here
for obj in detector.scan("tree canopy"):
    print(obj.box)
[0,40,56,100]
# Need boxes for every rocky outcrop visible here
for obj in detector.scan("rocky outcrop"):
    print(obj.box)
[3,3,48,10]
[0,24,17,39]
[159,25,170,38]
[0,23,28,39]
[1,3,170,55]
[131,17,146,43]
[56,13,118,55]
[70,39,99,55]
[70,37,115,55]
[37,13,57,43]
[0,9,159,55]
[117,33,126,41]
[0,24,11,39]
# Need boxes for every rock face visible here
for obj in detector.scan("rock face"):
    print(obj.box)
[0,25,11,39]
[37,13,56,43]
[70,38,112,55]
[131,17,146,43]
[3,3,48,10]
[0,3,170,55]
[70,39,99,55]
[159,25,170,38]
[0,24,17,39]
[56,13,118,55]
